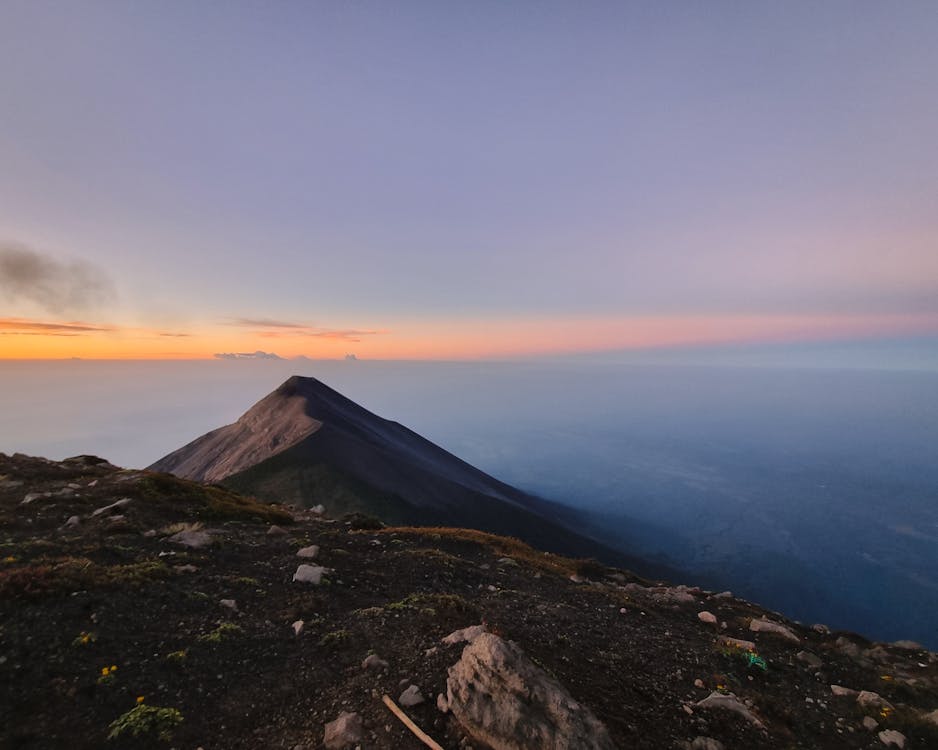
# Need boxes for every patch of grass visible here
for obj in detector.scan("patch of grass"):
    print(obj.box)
[165,649,187,663]
[198,622,243,645]
[384,592,477,618]
[108,703,183,742]
[0,557,169,598]
[374,527,581,576]
[230,576,261,586]
[140,473,293,525]
[317,629,351,648]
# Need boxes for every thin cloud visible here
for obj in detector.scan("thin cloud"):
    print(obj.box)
[0,317,115,336]
[0,242,116,314]
[225,315,386,342]
[214,350,284,360]
[225,318,307,329]
[158,332,191,337]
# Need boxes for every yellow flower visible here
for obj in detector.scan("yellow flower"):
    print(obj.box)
[111,665,117,671]
[136,696,145,704]
[101,667,109,676]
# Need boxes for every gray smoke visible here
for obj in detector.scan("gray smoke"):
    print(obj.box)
[0,242,116,314]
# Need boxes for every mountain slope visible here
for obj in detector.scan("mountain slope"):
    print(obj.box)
[148,376,644,569]
[3,452,938,750]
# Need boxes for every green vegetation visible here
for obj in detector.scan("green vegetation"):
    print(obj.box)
[165,649,187,663]
[108,704,183,742]
[140,473,293,524]
[198,622,243,644]
[0,557,169,598]
[317,629,351,648]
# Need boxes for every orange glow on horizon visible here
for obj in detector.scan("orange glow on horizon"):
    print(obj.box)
[1,312,937,361]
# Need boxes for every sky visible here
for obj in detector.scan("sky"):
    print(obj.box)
[1,1,937,360]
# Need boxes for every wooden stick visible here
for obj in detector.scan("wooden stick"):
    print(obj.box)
[381,694,445,750]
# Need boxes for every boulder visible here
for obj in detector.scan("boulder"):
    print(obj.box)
[296,545,320,559]
[830,684,858,698]
[445,633,616,750]
[323,711,362,749]
[697,611,717,625]
[857,690,894,712]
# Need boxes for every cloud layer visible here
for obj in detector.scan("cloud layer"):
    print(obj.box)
[0,242,116,315]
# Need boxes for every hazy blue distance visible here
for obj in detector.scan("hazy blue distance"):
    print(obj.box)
[1,356,936,648]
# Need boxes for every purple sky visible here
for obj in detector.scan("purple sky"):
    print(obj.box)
[1,2,937,358]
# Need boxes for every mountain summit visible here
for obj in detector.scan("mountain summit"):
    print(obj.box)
[149,376,622,564]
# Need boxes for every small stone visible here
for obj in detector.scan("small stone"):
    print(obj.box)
[362,654,388,670]
[857,690,893,712]
[697,611,717,625]
[292,620,304,636]
[64,515,80,527]
[922,709,938,727]
[219,599,238,611]
[437,693,449,713]
[497,557,518,567]
[22,492,46,504]
[862,716,879,731]
[696,691,764,729]
[142,529,157,537]
[174,564,198,573]
[830,684,858,698]
[569,574,586,584]
[399,684,425,707]
[310,504,325,515]
[296,545,320,559]
[91,497,133,517]
[691,738,725,750]
[267,524,288,536]
[293,564,326,584]
[619,608,627,614]
[812,623,831,634]
[878,729,906,748]
[749,617,799,643]
[711,591,733,599]
[694,679,705,689]
[323,711,362,749]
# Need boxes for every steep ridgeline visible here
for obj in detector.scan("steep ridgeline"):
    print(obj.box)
[149,376,638,569]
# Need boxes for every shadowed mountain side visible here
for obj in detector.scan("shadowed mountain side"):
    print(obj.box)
[149,376,671,577]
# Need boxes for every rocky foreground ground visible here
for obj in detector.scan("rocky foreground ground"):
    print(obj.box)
[1,453,937,750]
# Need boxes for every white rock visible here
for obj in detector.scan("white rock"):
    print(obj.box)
[64,515,80,527]
[442,624,487,646]
[293,564,326,584]
[22,492,46,504]
[749,617,799,643]
[310,504,325,515]
[362,654,389,670]
[91,497,133,517]
[292,620,304,636]
[694,679,705,689]
[697,611,717,625]
[219,599,238,611]
[878,729,906,748]
[399,684,425,707]
[862,716,879,731]
[323,711,362,749]
[266,524,288,536]
[296,545,320,559]
[695,691,765,729]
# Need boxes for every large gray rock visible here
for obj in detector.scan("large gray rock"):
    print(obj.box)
[323,711,362,749]
[167,529,212,548]
[749,617,799,643]
[695,691,765,729]
[292,564,327,584]
[445,633,616,750]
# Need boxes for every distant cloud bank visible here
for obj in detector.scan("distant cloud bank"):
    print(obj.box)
[223,316,386,342]
[213,350,284,360]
